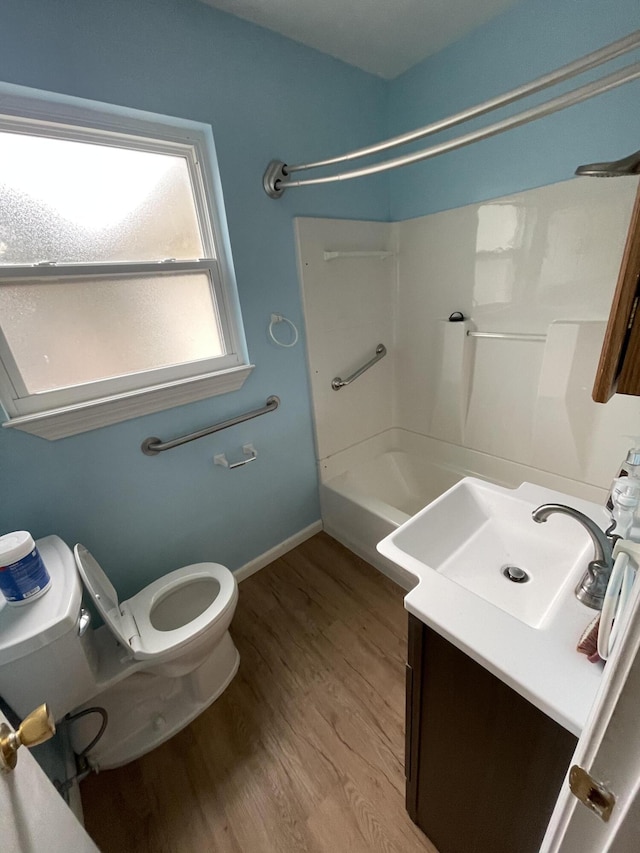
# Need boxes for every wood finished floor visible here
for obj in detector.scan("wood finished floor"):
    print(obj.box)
[80,532,437,853]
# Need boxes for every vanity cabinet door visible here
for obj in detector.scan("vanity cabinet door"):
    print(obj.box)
[406,615,577,853]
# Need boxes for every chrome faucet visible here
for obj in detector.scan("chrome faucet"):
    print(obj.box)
[532,504,615,610]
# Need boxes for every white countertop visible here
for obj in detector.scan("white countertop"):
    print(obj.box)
[378,480,607,737]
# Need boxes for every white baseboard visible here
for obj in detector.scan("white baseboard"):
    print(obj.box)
[235,521,323,583]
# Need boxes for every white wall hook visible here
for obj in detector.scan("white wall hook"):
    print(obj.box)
[214,443,257,469]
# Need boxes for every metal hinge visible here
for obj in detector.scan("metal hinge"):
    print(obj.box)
[569,765,616,822]
[118,605,141,646]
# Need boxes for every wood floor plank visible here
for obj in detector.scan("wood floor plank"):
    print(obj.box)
[80,532,437,853]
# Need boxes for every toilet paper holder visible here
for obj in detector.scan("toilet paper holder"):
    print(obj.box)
[214,444,258,469]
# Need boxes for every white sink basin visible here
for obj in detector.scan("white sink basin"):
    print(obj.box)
[387,478,594,628]
[378,477,610,735]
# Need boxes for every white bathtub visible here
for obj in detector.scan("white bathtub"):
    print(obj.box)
[319,429,609,590]
[321,451,461,588]
[320,435,470,589]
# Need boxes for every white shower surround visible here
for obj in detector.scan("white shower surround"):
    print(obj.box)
[295,177,640,578]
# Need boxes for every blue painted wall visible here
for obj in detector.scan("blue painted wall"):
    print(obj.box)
[387,0,640,220]
[0,0,388,598]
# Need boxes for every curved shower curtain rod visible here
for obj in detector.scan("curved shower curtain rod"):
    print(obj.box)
[263,29,640,198]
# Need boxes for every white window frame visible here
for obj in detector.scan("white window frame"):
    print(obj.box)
[0,82,252,440]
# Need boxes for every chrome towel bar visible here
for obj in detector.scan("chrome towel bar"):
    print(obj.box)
[466,331,547,342]
[332,344,387,390]
[141,396,280,456]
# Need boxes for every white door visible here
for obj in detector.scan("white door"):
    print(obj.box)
[541,574,640,852]
[0,709,98,853]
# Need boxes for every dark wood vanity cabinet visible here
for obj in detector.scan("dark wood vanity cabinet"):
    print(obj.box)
[405,615,578,853]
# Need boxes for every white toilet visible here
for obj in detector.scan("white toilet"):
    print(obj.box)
[0,535,240,769]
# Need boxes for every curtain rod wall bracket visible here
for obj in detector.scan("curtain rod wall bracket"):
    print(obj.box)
[263,160,289,198]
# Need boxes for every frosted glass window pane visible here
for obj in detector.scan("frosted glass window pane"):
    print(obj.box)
[0,132,205,264]
[0,273,223,393]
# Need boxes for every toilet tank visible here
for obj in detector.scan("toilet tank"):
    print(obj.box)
[0,536,99,721]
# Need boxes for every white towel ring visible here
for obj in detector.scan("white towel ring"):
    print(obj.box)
[268,313,299,348]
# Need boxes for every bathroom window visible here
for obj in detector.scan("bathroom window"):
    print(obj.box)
[0,84,251,439]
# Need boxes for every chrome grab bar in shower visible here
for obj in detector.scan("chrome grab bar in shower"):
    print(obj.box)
[141,396,280,455]
[331,344,387,391]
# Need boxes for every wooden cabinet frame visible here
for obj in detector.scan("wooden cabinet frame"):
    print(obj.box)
[593,181,640,403]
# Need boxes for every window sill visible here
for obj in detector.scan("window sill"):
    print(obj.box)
[2,364,255,440]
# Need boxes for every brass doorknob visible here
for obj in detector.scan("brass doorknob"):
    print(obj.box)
[0,703,56,773]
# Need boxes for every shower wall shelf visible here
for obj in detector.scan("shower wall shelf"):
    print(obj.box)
[323,251,395,261]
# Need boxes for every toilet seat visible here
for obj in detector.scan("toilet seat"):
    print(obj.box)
[125,564,237,659]
[74,545,237,661]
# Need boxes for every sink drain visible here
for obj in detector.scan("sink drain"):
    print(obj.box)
[502,565,530,583]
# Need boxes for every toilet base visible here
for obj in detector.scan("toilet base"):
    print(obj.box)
[70,632,239,770]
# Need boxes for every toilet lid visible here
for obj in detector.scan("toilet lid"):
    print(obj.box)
[73,544,133,650]
[74,545,237,659]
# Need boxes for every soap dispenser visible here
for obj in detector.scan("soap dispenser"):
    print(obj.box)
[609,477,640,540]
[606,442,640,512]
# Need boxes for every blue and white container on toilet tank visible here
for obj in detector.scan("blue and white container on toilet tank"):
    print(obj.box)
[0,531,51,605]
